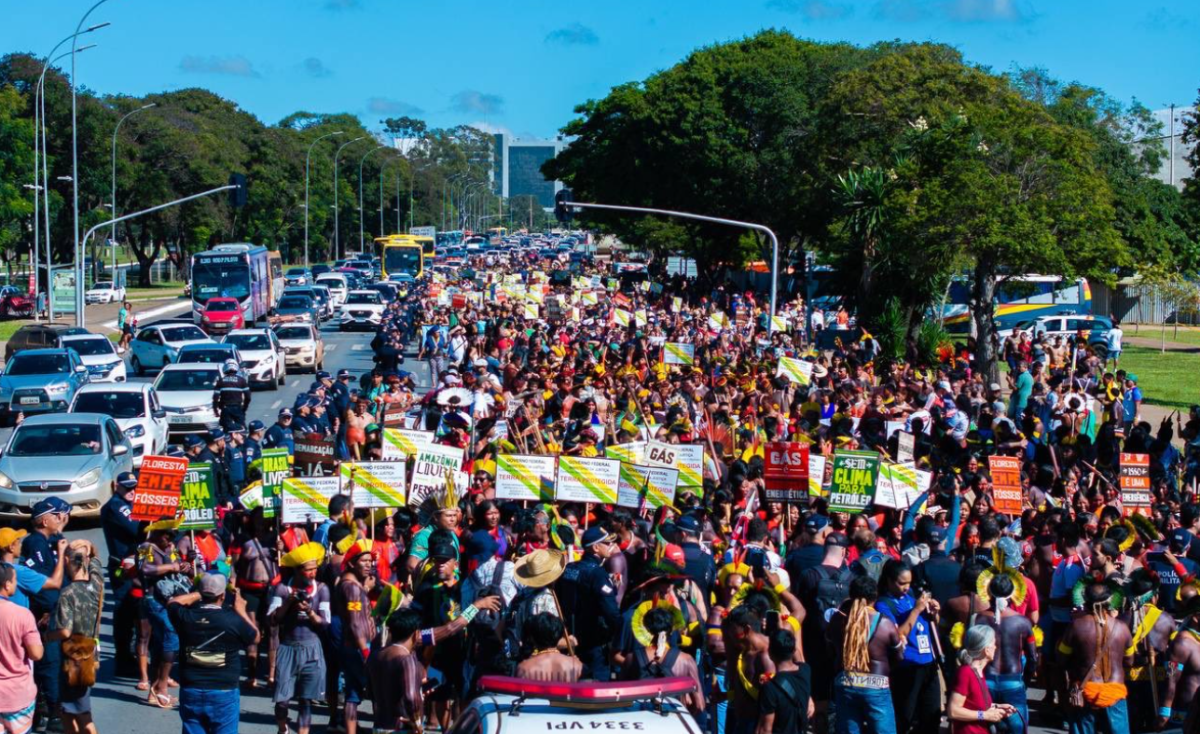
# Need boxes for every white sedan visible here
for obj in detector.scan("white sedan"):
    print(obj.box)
[152,363,221,438]
[223,328,286,389]
[61,333,127,383]
[84,281,126,304]
[339,290,385,331]
[129,323,213,376]
[273,323,325,373]
[69,382,168,467]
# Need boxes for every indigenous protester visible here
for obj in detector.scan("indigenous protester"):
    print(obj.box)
[271,543,329,734]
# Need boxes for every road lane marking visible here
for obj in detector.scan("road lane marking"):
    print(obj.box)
[271,400,281,409]
[351,344,366,351]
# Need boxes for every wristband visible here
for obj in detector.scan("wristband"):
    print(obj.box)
[1159,707,1172,718]
[461,604,480,623]
[773,583,788,596]
[420,628,435,647]
[977,711,984,722]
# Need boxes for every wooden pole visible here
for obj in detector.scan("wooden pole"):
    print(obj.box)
[549,588,576,658]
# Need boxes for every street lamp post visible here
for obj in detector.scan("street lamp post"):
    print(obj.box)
[564,200,783,335]
[110,102,155,280]
[332,136,367,262]
[72,0,115,327]
[357,145,391,252]
[304,130,343,270]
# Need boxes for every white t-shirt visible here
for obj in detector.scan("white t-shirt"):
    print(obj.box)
[1106,327,1123,352]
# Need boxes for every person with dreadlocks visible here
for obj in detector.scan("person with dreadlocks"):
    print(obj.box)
[1057,581,1133,734]
[1160,594,1200,731]
[827,576,902,734]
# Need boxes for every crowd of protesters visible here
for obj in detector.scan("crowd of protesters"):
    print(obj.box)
[0,245,1198,734]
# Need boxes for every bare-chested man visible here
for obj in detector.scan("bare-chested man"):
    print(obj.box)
[515,612,582,683]
[827,576,902,734]
[1058,582,1133,734]
[723,604,771,734]
[335,541,377,734]
[1161,594,1200,731]
[975,574,1038,734]
[1119,569,1176,732]
[368,609,425,733]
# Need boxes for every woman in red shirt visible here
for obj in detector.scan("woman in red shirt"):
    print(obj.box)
[947,625,1017,733]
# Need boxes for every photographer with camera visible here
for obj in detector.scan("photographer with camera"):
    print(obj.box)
[42,541,102,734]
[876,559,942,734]
[269,543,330,734]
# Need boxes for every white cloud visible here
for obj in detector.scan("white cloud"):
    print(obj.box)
[179,55,259,77]
[451,90,505,116]
[367,97,424,116]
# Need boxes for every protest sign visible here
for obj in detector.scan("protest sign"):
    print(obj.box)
[770,315,790,332]
[179,463,217,530]
[875,462,923,509]
[295,433,336,476]
[775,357,813,386]
[581,290,600,306]
[616,463,679,509]
[1119,453,1152,515]
[239,481,264,511]
[646,440,703,490]
[606,441,647,465]
[828,450,880,514]
[382,403,410,427]
[557,457,621,504]
[809,454,827,496]
[989,456,1024,515]
[495,454,557,502]
[634,310,648,327]
[130,456,188,522]
[523,303,540,320]
[381,428,434,460]
[708,312,729,331]
[896,431,916,463]
[408,444,466,507]
[259,448,290,518]
[614,309,632,327]
[340,461,407,508]
[663,342,695,366]
[671,297,682,313]
[763,442,810,503]
[281,476,343,525]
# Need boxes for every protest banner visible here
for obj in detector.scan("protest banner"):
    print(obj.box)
[896,431,916,463]
[295,433,337,476]
[989,456,1024,515]
[770,315,790,333]
[409,444,466,507]
[707,312,729,331]
[763,442,810,503]
[523,303,540,320]
[130,455,188,522]
[1119,453,1152,515]
[828,450,880,514]
[809,454,827,496]
[557,457,621,504]
[281,476,343,525]
[646,440,703,490]
[381,428,434,460]
[495,454,557,502]
[875,462,923,509]
[340,461,407,508]
[634,310,648,327]
[239,481,264,511]
[259,448,291,518]
[613,309,632,327]
[179,463,217,530]
[581,290,600,306]
[605,441,647,465]
[616,463,679,509]
[663,342,695,366]
[775,357,813,386]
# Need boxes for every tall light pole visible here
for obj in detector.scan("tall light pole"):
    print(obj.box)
[443,172,466,231]
[379,156,403,236]
[36,29,104,322]
[332,135,367,262]
[357,145,390,252]
[110,102,155,280]
[304,130,343,270]
[72,0,115,327]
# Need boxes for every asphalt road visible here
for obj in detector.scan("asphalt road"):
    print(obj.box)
[25,318,434,734]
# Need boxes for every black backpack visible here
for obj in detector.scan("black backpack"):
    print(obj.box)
[812,564,855,629]
[632,645,681,680]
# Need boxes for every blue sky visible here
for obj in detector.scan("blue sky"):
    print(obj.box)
[3,0,1196,139]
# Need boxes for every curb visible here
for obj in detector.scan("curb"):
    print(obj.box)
[100,300,193,331]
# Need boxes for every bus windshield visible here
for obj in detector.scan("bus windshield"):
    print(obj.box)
[384,247,422,277]
[193,256,249,302]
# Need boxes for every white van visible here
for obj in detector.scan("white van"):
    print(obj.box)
[314,273,348,307]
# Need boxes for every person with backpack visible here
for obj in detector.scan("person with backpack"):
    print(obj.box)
[756,628,813,734]
[795,531,852,723]
[618,605,705,716]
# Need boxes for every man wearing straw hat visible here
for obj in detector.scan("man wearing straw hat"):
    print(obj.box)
[511,548,569,660]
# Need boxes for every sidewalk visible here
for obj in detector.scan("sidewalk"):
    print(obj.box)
[27,293,189,335]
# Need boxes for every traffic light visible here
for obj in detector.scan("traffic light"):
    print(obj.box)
[229,173,248,208]
[554,188,574,224]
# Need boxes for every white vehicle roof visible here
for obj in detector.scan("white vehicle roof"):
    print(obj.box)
[75,381,153,395]
[225,328,273,337]
[315,273,347,283]
[158,362,221,374]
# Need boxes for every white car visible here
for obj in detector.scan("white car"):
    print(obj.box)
[84,281,126,304]
[69,382,168,468]
[223,328,286,389]
[129,323,213,376]
[338,290,385,331]
[61,333,127,383]
[459,677,701,734]
[273,323,324,373]
[152,363,221,438]
[314,273,348,307]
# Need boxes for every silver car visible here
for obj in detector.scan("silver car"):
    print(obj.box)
[0,413,134,519]
[0,348,90,426]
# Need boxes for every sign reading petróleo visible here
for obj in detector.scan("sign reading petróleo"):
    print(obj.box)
[828,450,880,514]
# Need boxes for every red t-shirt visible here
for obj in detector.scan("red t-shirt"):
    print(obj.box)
[952,665,993,734]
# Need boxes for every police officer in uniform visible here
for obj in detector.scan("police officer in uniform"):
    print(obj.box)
[182,434,206,460]
[244,420,265,468]
[264,408,296,453]
[213,359,251,431]
[225,422,249,492]
[331,370,353,460]
[554,527,623,681]
[22,497,71,733]
[101,472,142,673]
[197,429,237,508]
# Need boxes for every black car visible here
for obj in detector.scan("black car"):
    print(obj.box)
[4,324,88,361]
